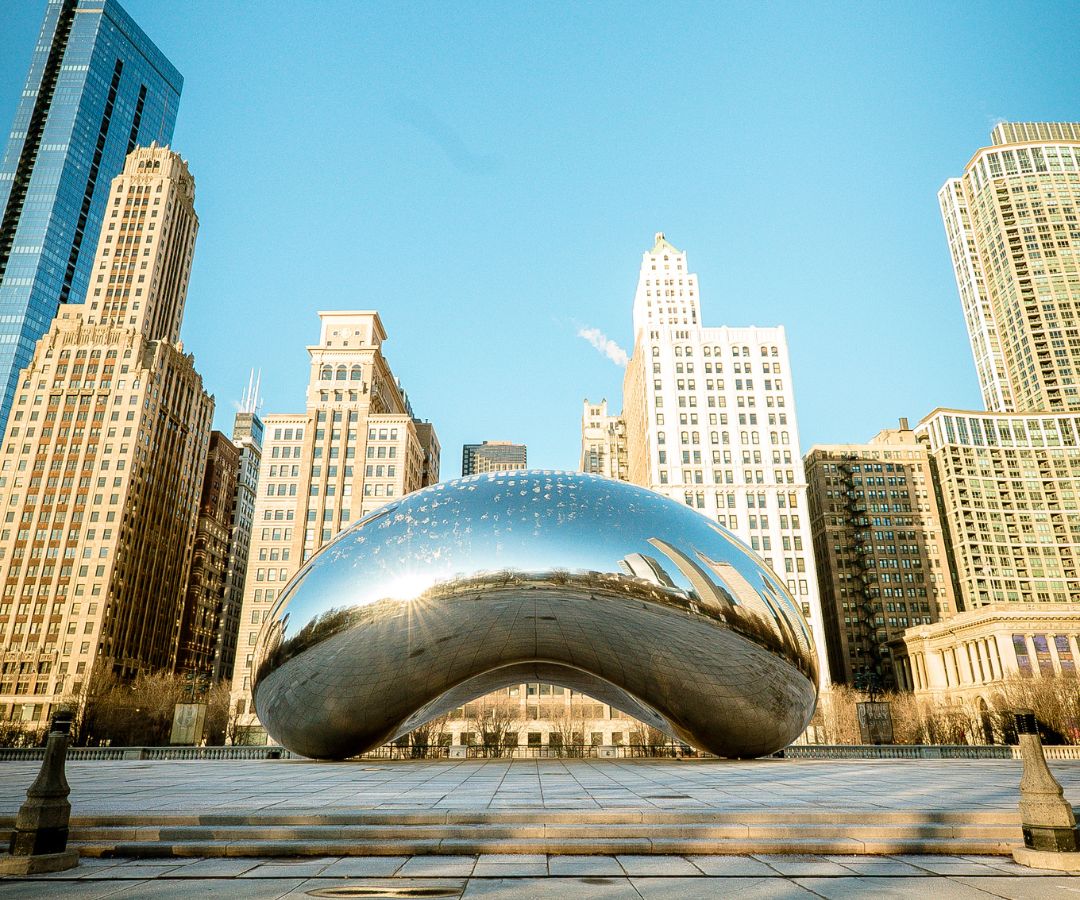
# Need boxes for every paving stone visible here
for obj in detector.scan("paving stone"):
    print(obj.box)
[108,878,308,899]
[753,854,855,876]
[951,876,1080,898]
[472,854,548,876]
[631,877,817,899]
[547,856,625,876]
[398,855,477,876]
[795,876,1004,899]
[167,858,265,877]
[686,855,778,876]
[462,876,636,898]
[319,857,408,876]
[614,854,700,875]
[0,881,146,899]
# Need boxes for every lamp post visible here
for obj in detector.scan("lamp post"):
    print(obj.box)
[0,710,79,874]
[1012,709,1080,871]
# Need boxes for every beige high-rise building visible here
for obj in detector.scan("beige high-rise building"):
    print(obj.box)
[229,311,439,743]
[915,408,1080,609]
[620,233,829,681]
[804,420,959,687]
[0,145,213,728]
[939,122,1080,413]
[580,399,628,480]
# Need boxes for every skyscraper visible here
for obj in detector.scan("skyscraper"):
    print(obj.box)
[228,311,440,743]
[177,432,239,679]
[0,0,182,429]
[620,233,829,681]
[804,420,958,687]
[939,122,1080,413]
[915,408,1080,608]
[0,145,212,730]
[461,440,527,476]
[580,399,628,480]
[212,378,264,683]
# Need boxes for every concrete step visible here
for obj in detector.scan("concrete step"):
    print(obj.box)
[66,822,1020,843]
[69,835,1018,859]
[49,807,1025,858]
[46,808,1025,827]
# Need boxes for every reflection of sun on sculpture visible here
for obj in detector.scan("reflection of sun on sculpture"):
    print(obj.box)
[253,471,819,760]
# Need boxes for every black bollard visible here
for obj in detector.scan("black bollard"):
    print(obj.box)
[0,710,79,874]
[1012,709,1080,871]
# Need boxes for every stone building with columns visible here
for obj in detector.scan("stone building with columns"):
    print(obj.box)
[890,603,1079,704]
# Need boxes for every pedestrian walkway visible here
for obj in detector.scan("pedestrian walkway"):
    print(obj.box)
[0,757,1077,815]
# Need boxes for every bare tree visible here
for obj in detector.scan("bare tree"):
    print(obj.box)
[466,694,522,757]
[407,714,451,757]
[629,721,671,757]
[549,696,589,757]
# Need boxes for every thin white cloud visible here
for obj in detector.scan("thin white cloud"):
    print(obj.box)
[577,326,628,367]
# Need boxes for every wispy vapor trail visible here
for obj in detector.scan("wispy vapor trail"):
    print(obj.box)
[577,327,628,367]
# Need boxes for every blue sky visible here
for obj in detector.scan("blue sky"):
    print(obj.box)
[2,1,1078,475]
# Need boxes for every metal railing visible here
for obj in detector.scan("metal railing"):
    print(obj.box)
[0,743,1077,762]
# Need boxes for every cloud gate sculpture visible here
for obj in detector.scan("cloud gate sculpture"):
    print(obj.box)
[252,471,818,760]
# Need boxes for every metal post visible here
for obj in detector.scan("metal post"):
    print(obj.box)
[0,710,79,874]
[1012,709,1080,871]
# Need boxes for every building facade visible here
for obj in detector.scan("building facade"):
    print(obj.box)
[229,311,439,743]
[212,385,263,683]
[939,122,1080,414]
[915,408,1080,609]
[804,421,959,687]
[461,440,527,476]
[0,0,182,428]
[177,431,239,679]
[891,603,1080,708]
[0,145,212,729]
[580,399,628,480]
[620,233,829,681]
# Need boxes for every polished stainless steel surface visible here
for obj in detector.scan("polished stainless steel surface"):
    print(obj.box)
[253,471,818,760]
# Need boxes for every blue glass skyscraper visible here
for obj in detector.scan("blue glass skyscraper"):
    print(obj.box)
[0,0,182,427]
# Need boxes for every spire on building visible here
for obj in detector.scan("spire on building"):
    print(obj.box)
[651,231,680,253]
[239,369,261,414]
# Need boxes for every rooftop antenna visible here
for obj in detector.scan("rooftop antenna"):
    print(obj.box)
[239,369,261,414]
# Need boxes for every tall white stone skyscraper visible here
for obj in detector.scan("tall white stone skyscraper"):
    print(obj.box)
[621,233,829,681]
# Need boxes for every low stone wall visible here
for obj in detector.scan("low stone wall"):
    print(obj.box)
[782,744,1080,760]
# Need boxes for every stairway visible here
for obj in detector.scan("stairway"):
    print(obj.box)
[2,808,1025,858]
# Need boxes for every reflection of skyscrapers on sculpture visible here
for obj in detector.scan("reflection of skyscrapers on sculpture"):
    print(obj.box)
[229,311,440,744]
[0,145,214,726]
[580,400,628,480]
[253,472,818,760]
[0,0,183,430]
[462,440,526,476]
[584,233,829,682]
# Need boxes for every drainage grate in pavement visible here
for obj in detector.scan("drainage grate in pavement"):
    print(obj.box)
[306,889,462,899]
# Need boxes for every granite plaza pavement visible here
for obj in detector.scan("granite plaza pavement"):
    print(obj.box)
[0,756,1076,814]
[0,757,1077,897]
